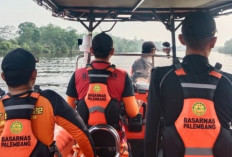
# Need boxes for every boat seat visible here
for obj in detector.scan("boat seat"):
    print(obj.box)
[134,81,149,94]
[89,124,120,157]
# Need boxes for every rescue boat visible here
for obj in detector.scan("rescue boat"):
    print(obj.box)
[32,0,232,156]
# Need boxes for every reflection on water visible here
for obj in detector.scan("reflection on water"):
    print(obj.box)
[0,51,232,98]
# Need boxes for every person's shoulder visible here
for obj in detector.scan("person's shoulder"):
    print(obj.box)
[151,65,174,74]
[40,89,60,97]
[150,65,175,81]
[134,57,142,62]
[39,89,74,115]
[74,67,88,77]
[39,89,64,101]
[221,71,232,84]
[39,89,67,107]
[75,67,87,73]
[222,71,232,77]
[114,66,128,74]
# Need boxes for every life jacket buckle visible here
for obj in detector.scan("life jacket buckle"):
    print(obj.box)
[49,141,62,157]
[33,85,41,93]
[214,62,222,72]
[0,88,6,99]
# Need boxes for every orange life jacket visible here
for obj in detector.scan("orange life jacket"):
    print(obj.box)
[76,64,120,129]
[174,61,222,157]
[0,86,50,157]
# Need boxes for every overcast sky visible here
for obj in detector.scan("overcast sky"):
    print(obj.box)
[1,0,232,46]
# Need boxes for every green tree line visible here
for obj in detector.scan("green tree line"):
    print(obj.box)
[218,39,232,54]
[0,22,147,55]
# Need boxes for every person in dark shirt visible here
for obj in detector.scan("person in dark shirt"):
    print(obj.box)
[131,41,156,84]
[161,42,171,56]
[145,12,232,157]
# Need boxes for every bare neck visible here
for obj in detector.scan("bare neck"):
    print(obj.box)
[94,56,111,62]
[185,47,210,58]
[8,84,32,95]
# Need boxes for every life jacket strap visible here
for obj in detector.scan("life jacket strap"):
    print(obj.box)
[89,106,105,113]
[4,104,35,111]
[2,85,41,120]
[88,73,110,78]
[185,147,213,156]
[208,63,222,79]
[49,141,62,157]
[33,85,41,93]
[86,64,116,85]
[0,88,5,99]
[214,62,222,72]
[180,83,217,90]
[86,63,115,72]
[173,58,182,70]
[174,58,186,76]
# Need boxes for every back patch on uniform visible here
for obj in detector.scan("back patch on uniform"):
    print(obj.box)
[192,102,206,116]
[93,84,101,93]
[10,121,23,134]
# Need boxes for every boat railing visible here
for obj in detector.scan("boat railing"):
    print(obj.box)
[88,124,121,157]
[76,53,180,69]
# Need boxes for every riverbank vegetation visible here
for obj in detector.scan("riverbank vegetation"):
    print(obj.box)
[1,22,231,56]
[0,22,147,55]
[218,39,232,54]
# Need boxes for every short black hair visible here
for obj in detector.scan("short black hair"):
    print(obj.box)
[1,48,36,87]
[181,11,216,50]
[162,42,170,48]
[92,32,113,58]
[142,41,156,54]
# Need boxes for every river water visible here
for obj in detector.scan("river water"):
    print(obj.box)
[0,51,232,98]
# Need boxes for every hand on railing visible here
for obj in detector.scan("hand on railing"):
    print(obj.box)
[136,99,144,108]
[72,144,84,157]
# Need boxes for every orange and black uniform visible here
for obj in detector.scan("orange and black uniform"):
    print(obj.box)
[66,61,139,156]
[66,61,139,118]
[145,55,232,157]
[0,89,95,157]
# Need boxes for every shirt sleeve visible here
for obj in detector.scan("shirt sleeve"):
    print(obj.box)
[122,73,139,117]
[66,96,77,109]
[122,73,135,97]
[0,102,5,136]
[144,68,163,157]
[131,61,136,74]
[42,90,96,157]
[122,96,139,118]
[66,72,78,98]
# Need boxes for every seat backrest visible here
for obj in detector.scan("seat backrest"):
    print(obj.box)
[89,124,120,157]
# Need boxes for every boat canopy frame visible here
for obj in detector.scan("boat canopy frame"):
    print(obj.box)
[33,0,232,62]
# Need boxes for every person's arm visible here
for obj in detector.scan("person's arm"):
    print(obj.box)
[122,73,139,118]
[123,96,139,117]
[0,102,5,136]
[144,68,163,157]
[42,90,96,157]
[131,61,136,76]
[66,73,78,109]
[67,96,77,109]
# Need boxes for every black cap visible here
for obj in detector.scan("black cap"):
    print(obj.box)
[182,12,216,39]
[1,48,36,77]
[142,41,156,54]
[162,42,170,48]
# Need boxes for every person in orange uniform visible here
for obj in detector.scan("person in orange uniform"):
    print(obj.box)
[66,32,139,156]
[0,48,96,157]
[145,12,232,157]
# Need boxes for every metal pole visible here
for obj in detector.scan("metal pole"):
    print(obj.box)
[170,12,177,64]
[87,17,93,64]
